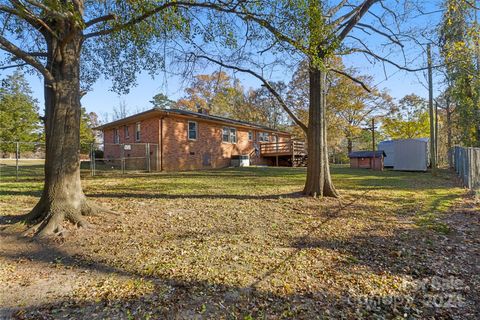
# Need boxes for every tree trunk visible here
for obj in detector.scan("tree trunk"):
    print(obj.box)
[303,65,338,198]
[25,28,97,237]
[347,137,353,154]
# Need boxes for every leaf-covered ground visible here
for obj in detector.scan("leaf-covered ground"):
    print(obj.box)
[0,166,479,319]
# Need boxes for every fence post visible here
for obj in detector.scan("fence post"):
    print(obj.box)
[90,143,96,177]
[15,142,19,181]
[121,144,125,174]
[467,148,473,189]
[146,143,151,172]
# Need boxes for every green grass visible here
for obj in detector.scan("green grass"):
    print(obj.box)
[0,164,473,319]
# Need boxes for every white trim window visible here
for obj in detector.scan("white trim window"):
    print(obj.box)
[124,125,129,139]
[222,127,237,143]
[258,132,269,142]
[222,127,230,143]
[248,131,253,141]
[188,121,198,140]
[135,122,141,141]
[229,127,237,144]
[114,128,120,144]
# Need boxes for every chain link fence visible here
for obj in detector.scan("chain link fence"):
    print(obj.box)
[0,141,159,181]
[452,146,480,190]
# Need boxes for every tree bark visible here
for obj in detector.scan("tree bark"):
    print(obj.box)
[303,64,338,198]
[347,137,353,154]
[25,24,97,237]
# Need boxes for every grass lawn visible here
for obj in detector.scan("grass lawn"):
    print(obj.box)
[0,166,479,319]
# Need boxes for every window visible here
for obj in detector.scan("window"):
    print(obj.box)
[222,127,230,142]
[222,127,237,143]
[188,121,197,140]
[258,132,269,142]
[229,128,237,144]
[114,128,120,144]
[248,131,253,141]
[124,125,129,139]
[135,122,141,141]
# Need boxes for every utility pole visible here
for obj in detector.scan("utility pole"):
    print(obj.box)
[427,44,437,173]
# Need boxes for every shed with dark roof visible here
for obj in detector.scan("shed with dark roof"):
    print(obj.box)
[348,150,386,170]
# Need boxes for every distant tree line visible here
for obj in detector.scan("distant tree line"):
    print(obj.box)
[0,70,99,155]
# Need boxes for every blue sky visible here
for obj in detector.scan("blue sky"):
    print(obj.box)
[0,1,446,122]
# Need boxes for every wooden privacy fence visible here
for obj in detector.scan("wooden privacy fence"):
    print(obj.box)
[452,146,480,189]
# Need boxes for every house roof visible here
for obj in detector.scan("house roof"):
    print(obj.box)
[348,150,386,158]
[94,107,290,134]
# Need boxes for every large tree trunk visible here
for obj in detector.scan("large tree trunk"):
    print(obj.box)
[25,28,97,237]
[303,65,338,198]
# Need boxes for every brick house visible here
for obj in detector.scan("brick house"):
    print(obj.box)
[95,107,305,171]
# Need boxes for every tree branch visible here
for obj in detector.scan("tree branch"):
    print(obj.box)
[329,68,372,92]
[85,14,117,28]
[192,53,308,133]
[350,48,443,72]
[0,62,27,70]
[84,1,184,38]
[336,0,378,43]
[355,23,403,47]
[0,35,53,83]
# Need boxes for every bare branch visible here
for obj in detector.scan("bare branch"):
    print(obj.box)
[355,23,403,47]
[327,0,349,17]
[329,68,372,92]
[85,14,117,28]
[0,62,27,70]
[192,53,308,133]
[350,48,443,72]
[336,0,378,42]
[0,35,53,82]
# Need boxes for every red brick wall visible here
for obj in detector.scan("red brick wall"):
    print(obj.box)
[350,157,384,170]
[103,114,291,171]
[103,117,160,160]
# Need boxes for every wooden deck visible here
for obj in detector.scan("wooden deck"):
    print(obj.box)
[260,140,306,156]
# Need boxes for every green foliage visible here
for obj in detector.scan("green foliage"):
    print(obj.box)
[150,93,175,109]
[0,70,41,152]
[382,94,430,140]
[439,0,480,147]
[79,107,100,154]
[287,58,393,150]
[176,71,289,128]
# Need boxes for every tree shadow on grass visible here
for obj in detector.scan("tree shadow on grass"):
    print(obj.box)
[1,224,468,320]
[86,191,305,201]
[1,191,477,319]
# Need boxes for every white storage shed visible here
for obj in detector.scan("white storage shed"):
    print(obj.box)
[378,138,429,171]
[378,140,395,167]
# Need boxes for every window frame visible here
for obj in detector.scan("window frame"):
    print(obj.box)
[188,121,198,141]
[135,122,141,142]
[113,128,120,144]
[248,131,253,141]
[222,127,230,143]
[258,132,269,142]
[229,127,237,144]
[124,125,129,139]
[222,126,237,144]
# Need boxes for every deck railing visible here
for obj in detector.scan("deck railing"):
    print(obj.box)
[260,140,306,156]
